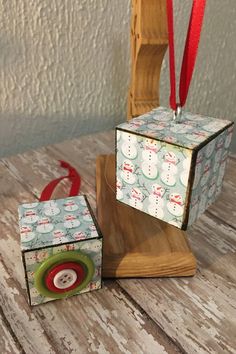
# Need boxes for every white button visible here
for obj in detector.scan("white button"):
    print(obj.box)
[53,269,77,289]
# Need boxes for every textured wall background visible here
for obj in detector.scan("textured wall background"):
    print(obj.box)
[0,0,235,157]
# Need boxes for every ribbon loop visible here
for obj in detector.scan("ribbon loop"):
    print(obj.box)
[39,160,81,202]
[166,0,206,111]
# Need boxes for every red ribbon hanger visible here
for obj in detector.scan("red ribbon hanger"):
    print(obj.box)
[166,0,206,112]
[39,160,81,202]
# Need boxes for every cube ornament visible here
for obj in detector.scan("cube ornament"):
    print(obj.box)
[116,107,233,229]
[19,195,102,305]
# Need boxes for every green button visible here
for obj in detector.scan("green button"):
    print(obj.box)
[34,251,95,299]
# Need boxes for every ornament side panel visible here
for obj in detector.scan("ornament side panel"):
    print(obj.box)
[116,129,193,229]
[19,195,99,251]
[188,124,234,225]
[23,238,102,306]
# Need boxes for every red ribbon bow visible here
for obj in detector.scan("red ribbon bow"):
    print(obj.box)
[39,160,81,202]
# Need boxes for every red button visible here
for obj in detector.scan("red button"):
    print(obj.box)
[45,262,86,293]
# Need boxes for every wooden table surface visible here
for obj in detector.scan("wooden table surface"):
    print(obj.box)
[0,131,236,354]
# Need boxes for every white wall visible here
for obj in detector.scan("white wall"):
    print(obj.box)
[0,0,235,157]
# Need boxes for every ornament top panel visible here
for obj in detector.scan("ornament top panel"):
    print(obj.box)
[117,106,233,149]
[19,195,100,251]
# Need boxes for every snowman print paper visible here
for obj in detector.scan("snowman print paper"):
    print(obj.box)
[19,195,100,250]
[116,106,233,229]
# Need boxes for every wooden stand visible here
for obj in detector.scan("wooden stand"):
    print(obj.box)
[96,155,196,278]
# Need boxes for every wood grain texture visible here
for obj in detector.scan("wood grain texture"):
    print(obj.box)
[0,307,23,354]
[128,0,168,118]
[96,154,196,277]
[0,131,235,354]
[0,136,182,354]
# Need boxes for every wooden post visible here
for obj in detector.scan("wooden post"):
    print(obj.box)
[128,0,168,119]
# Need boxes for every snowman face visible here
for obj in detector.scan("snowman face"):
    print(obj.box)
[36,218,54,233]
[122,132,137,144]
[83,209,92,222]
[167,194,184,216]
[89,225,98,236]
[164,152,178,164]
[22,210,39,224]
[53,229,65,239]
[169,193,183,205]
[120,160,136,184]
[20,226,36,243]
[73,231,86,240]
[131,188,143,201]
[64,215,80,229]
[64,200,79,212]
[142,161,158,179]
[22,202,39,209]
[160,171,176,186]
[144,139,159,152]
[151,184,165,197]
[121,142,137,159]
[122,160,134,174]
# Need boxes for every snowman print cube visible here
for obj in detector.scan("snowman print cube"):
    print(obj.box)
[18,195,102,306]
[116,106,233,229]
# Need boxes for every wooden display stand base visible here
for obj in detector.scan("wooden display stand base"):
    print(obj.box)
[96,154,196,278]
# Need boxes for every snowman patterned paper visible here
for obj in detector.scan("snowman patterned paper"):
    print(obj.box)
[119,106,232,149]
[116,108,233,229]
[117,130,193,228]
[19,195,100,250]
[188,125,233,225]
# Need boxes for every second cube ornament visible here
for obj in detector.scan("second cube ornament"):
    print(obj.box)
[116,0,234,230]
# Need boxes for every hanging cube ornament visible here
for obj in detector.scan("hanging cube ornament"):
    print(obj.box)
[116,106,234,229]
[19,195,102,306]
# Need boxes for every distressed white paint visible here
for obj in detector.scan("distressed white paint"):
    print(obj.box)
[0,0,236,157]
